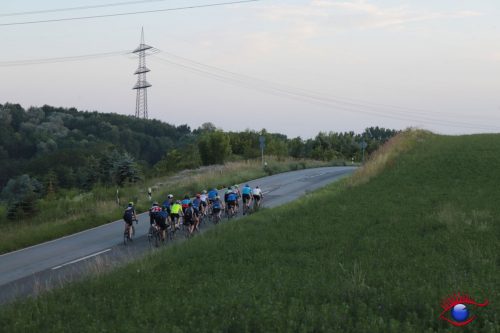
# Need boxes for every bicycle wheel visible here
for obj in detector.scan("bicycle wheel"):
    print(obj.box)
[148,225,155,247]
[154,229,161,247]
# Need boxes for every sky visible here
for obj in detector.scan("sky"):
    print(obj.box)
[1,0,499,138]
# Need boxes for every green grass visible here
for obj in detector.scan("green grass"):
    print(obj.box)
[0,158,331,254]
[1,130,499,332]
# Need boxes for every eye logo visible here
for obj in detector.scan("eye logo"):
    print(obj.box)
[439,293,489,327]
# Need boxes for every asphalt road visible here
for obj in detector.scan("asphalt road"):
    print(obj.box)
[0,166,355,304]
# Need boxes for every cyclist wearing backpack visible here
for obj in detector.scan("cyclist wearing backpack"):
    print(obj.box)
[193,194,203,229]
[183,202,198,236]
[123,202,137,239]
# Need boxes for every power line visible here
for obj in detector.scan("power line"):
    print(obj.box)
[0,51,129,67]
[0,0,260,27]
[149,54,500,131]
[0,0,172,18]
[1,46,497,131]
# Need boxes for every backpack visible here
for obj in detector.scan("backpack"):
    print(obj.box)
[184,207,193,220]
[123,208,133,222]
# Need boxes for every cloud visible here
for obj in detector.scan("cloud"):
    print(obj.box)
[258,0,483,32]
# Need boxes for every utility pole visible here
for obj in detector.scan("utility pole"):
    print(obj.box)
[133,27,153,119]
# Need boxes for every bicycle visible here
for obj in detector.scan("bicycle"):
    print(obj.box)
[123,223,134,245]
[212,210,222,225]
[148,223,162,248]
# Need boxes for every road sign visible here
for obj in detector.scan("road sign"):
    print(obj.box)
[259,136,265,149]
[360,141,367,149]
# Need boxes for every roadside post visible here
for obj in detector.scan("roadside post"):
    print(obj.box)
[259,136,265,167]
[360,141,367,164]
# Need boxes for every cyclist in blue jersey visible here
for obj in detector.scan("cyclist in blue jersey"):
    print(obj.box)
[181,195,191,214]
[241,184,253,214]
[208,188,218,202]
[226,191,238,216]
[211,195,224,222]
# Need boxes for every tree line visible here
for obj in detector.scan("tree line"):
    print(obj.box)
[0,103,398,219]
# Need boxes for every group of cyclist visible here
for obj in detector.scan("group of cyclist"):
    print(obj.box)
[123,184,264,243]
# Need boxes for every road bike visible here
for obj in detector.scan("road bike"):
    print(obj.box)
[148,223,162,248]
[123,223,134,245]
[212,210,222,225]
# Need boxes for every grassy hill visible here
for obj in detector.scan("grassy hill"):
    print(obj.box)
[1,129,498,332]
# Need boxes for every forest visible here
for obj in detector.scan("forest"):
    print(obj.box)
[0,103,398,219]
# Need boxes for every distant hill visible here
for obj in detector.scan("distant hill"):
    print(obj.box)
[0,103,193,189]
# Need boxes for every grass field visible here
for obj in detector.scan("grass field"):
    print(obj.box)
[0,130,498,332]
[0,157,329,254]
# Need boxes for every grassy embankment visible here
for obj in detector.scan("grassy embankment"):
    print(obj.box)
[1,130,499,332]
[0,157,330,254]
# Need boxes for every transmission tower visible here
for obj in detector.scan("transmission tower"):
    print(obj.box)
[133,27,152,119]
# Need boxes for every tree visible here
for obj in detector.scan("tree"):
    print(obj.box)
[111,152,141,186]
[198,130,232,165]
[0,175,43,220]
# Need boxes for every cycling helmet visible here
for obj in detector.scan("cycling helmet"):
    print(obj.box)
[216,195,220,199]
[245,184,250,187]
[202,190,207,194]
[167,194,173,199]
[176,200,181,204]
[153,201,159,206]
[234,184,239,188]
[256,186,259,188]
[128,202,134,206]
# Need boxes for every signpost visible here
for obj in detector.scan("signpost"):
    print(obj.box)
[360,141,367,164]
[259,136,265,167]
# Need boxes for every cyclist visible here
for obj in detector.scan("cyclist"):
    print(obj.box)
[155,205,168,241]
[200,190,208,216]
[162,194,174,215]
[252,186,263,208]
[192,194,203,218]
[241,184,253,214]
[207,188,218,213]
[226,190,238,216]
[183,202,198,236]
[233,185,241,209]
[149,201,162,226]
[123,202,137,239]
[170,200,183,230]
[181,195,191,214]
[211,195,224,222]
[208,188,218,203]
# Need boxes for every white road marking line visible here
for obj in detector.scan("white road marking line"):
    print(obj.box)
[262,191,270,194]
[51,249,111,270]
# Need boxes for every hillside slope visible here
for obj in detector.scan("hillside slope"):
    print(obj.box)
[1,130,498,332]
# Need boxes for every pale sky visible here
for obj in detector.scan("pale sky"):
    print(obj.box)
[1,0,499,138]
